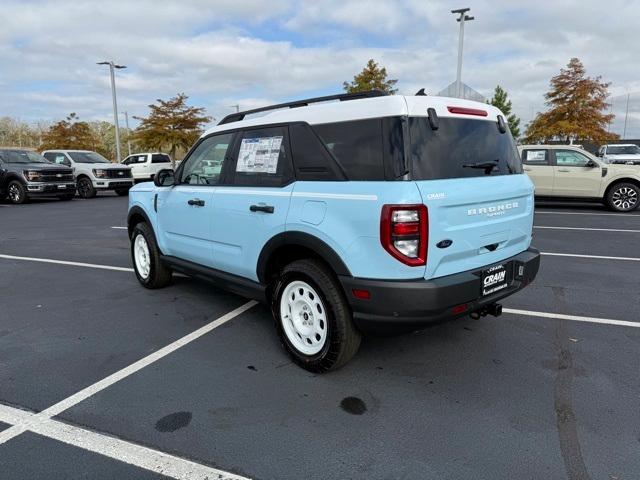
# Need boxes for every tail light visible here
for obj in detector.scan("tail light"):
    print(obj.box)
[380,204,428,266]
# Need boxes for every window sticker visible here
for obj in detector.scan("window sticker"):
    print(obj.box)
[237,136,283,174]
[526,150,546,161]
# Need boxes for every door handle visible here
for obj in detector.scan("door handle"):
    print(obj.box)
[557,168,570,172]
[250,204,275,214]
[188,198,205,207]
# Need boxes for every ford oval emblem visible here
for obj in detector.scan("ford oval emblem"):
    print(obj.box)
[436,239,453,249]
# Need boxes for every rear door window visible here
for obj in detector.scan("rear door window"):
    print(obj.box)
[151,154,171,164]
[409,117,523,179]
[229,126,293,187]
[522,149,549,166]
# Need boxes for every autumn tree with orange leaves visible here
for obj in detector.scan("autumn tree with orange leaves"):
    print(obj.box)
[525,58,618,144]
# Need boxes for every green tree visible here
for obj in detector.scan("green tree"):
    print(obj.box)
[524,58,617,144]
[134,93,211,165]
[40,113,98,152]
[343,59,398,94]
[488,85,521,138]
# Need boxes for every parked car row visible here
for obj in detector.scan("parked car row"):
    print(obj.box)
[0,148,174,204]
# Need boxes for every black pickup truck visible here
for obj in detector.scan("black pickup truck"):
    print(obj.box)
[0,149,76,204]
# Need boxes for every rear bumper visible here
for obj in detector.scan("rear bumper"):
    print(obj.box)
[339,247,540,334]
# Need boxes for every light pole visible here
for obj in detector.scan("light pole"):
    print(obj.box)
[229,104,240,113]
[451,8,474,99]
[622,93,630,139]
[97,61,126,162]
[123,110,132,157]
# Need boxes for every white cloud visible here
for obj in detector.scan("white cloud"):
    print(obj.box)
[1,0,639,137]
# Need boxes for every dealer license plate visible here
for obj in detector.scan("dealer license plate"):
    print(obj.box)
[57,185,67,189]
[482,263,508,296]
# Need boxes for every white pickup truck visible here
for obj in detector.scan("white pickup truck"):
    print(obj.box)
[41,149,133,198]
[122,152,172,182]
[597,144,640,165]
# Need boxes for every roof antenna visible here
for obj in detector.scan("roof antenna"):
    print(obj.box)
[415,88,428,96]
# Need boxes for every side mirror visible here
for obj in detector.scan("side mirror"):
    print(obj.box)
[154,169,175,187]
[585,160,598,168]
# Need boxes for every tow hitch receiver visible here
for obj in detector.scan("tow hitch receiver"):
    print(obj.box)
[470,303,503,319]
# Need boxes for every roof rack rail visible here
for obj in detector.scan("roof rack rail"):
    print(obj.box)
[218,90,388,125]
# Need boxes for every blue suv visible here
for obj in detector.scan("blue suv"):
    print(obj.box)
[127,91,540,372]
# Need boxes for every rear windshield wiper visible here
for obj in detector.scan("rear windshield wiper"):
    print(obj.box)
[462,159,499,175]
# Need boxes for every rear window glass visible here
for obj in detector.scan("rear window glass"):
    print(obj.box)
[409,117,523,180]
[151,154,171,163]
[313,119,386,180]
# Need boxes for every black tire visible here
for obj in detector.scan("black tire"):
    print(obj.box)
[77,177,97,199]
[605,182,640,212]
[7,181,28,204]
[131,222,172,289]
[271,258,361,373]
[59,195,74,201]
[115,189,130,196]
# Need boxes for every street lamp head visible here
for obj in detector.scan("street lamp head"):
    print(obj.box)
[114,64,127,69]
[97,61,110,65]
[451,7,470,14]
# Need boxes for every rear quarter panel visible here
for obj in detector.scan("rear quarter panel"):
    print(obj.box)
[287,181,426,280]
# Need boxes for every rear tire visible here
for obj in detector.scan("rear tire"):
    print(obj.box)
[606,182,640,212]
[77,177,96,199]
[115,189,129,196]
[131,222,172,288]
[7,181,27,204]
[272,259,361,373]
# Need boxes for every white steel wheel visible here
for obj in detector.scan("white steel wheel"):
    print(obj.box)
[279,280,328,356]
[611,186,638,211]
[133,233,151,279]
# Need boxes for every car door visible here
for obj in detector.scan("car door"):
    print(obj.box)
[552,149,603,197]
[209,125,294,281]
[521,148,554,195]
[156,133,236,267]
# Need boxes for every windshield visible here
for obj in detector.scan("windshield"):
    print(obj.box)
[607,145,640,155]
[0,149,49,164]
[409,117,523,180]
[68,151,110,163]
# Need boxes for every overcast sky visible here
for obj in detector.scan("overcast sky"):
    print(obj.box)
[1,0,639,136]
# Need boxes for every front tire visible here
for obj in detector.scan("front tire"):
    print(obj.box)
[272,259,361,373]
[606,182,640,212]
[7,181,27,204]
[77,177,96,199]
[131,222,172,288]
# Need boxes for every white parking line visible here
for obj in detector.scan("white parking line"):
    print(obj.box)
[535,226,640,233]
[0,404,250,480]
[504,308,640,328]
[541,252,640,262]
[0,254,134,272]
[0,300,257,477]
[111,226,127,230]
[535,210,640,217]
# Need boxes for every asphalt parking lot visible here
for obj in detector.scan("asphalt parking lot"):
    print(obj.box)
[0,194,639,480]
